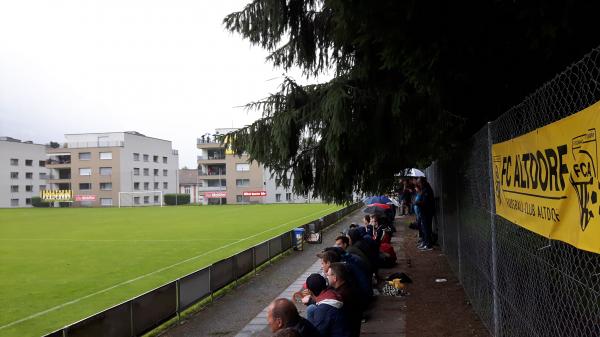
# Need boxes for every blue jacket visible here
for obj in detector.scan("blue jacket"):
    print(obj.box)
[307,291,350,337]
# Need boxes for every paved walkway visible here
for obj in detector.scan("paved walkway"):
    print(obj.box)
[162,210,408,337]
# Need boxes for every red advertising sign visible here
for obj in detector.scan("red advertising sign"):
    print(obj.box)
[242,191,267,197]
[205,192,227,198]
[74,195,97,202]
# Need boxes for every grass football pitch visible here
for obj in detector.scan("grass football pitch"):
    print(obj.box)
[0,203,341,337]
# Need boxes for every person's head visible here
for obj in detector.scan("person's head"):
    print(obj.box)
[318,250,341,273]
[326,262,349,288]
[349,223,358,230]
[306,273,327,296]
[267,298,299,332]
[273,328,301,337]
[346,228,362,245]
[335,235,349,250]
[363,214,371,225]
[371,214,380,225]
[417,176,428,188]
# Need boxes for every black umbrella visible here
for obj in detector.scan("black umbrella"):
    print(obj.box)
[363,206,386,216]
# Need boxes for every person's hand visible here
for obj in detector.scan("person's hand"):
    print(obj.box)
[301,295,312,304]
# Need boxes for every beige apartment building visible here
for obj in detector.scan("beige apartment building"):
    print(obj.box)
[47,131,178,207]
[195,129,321,205]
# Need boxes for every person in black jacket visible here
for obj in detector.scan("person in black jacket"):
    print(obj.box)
[267,298,321,337]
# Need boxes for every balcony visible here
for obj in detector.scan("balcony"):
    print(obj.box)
[198,186,226,192]
[66,141,124,148]
[47,174,71,184]
[197,155,226,161]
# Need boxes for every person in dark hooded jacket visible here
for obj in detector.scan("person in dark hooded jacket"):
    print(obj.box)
[302,274,350,337]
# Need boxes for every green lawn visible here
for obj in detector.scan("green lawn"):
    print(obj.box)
[0,203,340,337]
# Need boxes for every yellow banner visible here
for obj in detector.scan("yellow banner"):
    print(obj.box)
[492,100,600,254]
[41,189,73,202]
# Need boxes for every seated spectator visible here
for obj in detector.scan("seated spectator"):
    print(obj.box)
[274,328,302,337]
[267,298,321,337]
[378,241,397,268]
[347,228,378,275]
[326,263,366,337]
[302,274,350,337]
[326,243,372,298]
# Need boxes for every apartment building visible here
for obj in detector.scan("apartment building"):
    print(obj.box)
[196,129,321,205]
[0,137,50,207]
[46,131,178,207]
[263,170,319,204]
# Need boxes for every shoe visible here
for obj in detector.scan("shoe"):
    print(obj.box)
[418,246,432,251]
[416,243,425,249]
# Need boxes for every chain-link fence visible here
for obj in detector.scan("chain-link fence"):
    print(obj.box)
[426,47,600,337]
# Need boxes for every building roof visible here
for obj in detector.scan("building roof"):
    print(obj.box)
[179,169,200,184]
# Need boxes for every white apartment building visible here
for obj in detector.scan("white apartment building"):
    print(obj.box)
[0,137,50,208]
[47,131,179,207]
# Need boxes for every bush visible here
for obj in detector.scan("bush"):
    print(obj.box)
[163,194,190,206]
[31,197,50,208]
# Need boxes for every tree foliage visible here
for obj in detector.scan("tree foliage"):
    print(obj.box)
[223,0,600,203]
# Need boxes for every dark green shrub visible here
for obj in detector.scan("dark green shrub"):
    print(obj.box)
[31,197,50,208]
[164,194,190,205]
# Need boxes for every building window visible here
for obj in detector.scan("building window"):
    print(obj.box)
[236,163,250,172]
[79,183,91,190]
[236,179,250,187]
[25,159,33,166]
[10,185,19,192]
[184,186,191,194]
[154,182,159,190]
[10,158,18,166]
[163,182,168,189]
[153,155,158,163]
[39,160,46,167]
[10,199,19,206]
[79,168,92,176]
[99,167,112,176]
[144,196,150,204]
[286,193,292,201]
[134,168,140,176]
[39,185,46,191]
[153,169,159,176]
[26,198,32,205]
[134,182,140,190]
[79,152,91,160]
[100,182,112,190]
[236,195,250,203]
[144,182,149,190]
[153,195,159,203]
[163,156,167,164]
[101,198,113,206]
[163,169,168,176]
[134,197,140,205]
[26,172,33,179]
[25,185,33,192]
[143,154,149,162]
[275,193,281,202]
[133,153,140,161]
[10,172,18,179]
[39,172,47,179]
[100,152,112,160]
[143,168,149,176]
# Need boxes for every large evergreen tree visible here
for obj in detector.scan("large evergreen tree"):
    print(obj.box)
[223,0,600,203]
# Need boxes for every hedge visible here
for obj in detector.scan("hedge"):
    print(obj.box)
[31,197,51,208]
[163,194,190,205]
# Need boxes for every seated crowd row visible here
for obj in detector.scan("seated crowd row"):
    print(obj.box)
[267,212,398,337]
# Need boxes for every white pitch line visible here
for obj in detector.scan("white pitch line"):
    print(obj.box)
[0,206,336,331]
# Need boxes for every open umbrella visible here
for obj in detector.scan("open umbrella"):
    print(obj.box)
[396,168,425,177]
[367,203,392,209]
[364,195,393,204]
[363,205,386,216]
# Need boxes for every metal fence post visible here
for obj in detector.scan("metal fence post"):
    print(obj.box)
[487,122,500,337]
[456,168,463,284]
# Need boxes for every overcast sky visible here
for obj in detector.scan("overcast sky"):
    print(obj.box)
[0,0,322,168]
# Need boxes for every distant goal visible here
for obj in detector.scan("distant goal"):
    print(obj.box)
[118,191,163,208]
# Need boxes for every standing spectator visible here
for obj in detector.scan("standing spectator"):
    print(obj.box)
[416,177,435,251]
[274,328,302,337]
[267,298,321,337]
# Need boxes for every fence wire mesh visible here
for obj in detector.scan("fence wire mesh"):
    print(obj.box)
[428,46,600,337]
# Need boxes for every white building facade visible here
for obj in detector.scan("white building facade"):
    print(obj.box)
[0,137,50,208]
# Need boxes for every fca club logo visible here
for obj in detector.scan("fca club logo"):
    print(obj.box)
[493,156,503,206]
[570,129,599,232]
